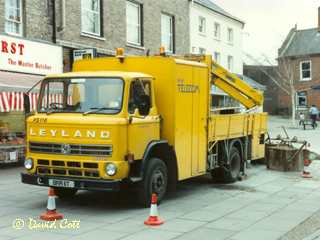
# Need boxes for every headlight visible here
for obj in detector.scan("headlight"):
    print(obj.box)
[24,158,33,170]
[106,163,117,176]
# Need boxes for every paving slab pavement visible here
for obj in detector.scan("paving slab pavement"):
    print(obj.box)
[1,115,320,239]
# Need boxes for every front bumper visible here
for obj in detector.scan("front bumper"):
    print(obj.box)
[21,173,120,191]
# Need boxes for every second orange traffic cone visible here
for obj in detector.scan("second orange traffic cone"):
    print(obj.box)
[144,194,163,226]
[40,188,63,221]
[300,160,313,178]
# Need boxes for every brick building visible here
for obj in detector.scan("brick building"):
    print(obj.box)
[277,8,320,118]
[55,0,189,72]
[1,0,190,73]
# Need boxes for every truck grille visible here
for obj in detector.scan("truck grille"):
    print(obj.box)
[29,142,113,157]
[37,159,100,178]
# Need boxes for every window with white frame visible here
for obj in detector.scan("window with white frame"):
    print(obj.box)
[5,0,22,36]
[214,23,220,39]
[81,0,100,35]
[126,1,142,45]
[297,91,307,108]
[227,56,233,71]
[161,13,173,53]
[199,17,205,34]
[214,52,220,64]
[300,61,311,80]
[227,28,233,43]
[199,48,206,54]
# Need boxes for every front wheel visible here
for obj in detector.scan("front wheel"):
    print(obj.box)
[221,147,241,183]
[53,187,78,198]
[138,158,168,207]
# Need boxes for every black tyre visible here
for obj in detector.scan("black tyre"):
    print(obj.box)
[138,158,168,207]
[221,147,241,183]
[210,168,222,183]
[54,187,78,198]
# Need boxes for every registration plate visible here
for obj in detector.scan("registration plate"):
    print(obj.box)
[49,179,75,188]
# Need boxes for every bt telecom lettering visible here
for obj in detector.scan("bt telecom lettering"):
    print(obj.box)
[177,80,200,93]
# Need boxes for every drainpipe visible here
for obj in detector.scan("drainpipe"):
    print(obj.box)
[52,0,56,43]
[61,0,66,33]
[189,1,194,53]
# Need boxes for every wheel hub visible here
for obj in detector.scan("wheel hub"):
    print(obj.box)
[152,170,165,194]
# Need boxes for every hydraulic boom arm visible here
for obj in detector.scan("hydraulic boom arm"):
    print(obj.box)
[210,60,263,109]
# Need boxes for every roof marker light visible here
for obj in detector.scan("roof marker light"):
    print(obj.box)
[159,46,165,56]
[116,48,124,62]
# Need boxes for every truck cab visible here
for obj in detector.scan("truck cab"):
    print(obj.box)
[22,71,165,205]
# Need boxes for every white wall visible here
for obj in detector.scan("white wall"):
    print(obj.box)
[189,1,244,75]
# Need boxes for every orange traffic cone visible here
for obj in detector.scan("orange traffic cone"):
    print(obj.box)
[300,160,313,178]
[40,188,63,221]
[144,194,163,226]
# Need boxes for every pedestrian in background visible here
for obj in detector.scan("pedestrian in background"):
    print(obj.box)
[299,112,305,125]
[309,105,319,127]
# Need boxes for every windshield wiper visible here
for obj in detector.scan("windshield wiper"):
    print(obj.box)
[83,107,118,116]
[46,109,58,115]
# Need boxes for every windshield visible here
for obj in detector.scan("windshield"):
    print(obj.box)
[37,77,124,114]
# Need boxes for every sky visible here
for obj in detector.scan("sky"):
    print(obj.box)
[211,0,320,65]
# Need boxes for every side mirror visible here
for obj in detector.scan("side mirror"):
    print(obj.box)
[138,94,150,116]
[24,94,30,114]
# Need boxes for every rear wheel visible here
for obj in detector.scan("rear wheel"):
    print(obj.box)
[221,147,241,183]
[54,187,78,198]
[138,158,168,207]
[210,168,222,183]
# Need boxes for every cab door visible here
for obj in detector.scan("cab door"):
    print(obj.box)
[127,79,159,159]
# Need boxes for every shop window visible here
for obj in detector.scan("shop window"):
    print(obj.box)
[126,1,142,46]
[5,0,22,36]
[161,13,174,53]
[297,91,307,108]
[81,0,101,36]
[300,61,311,80]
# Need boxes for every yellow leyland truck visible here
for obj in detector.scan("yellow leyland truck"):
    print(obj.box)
[21,52,267,206]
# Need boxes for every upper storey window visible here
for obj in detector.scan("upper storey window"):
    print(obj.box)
[81,0,101,36]
[5,0,22,36]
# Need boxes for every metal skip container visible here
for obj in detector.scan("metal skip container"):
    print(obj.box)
[265,132,317,172]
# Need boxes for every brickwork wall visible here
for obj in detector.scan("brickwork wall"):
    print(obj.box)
[0,1,5,33]
[56,0,189,58]
[24,0,53,42]
[278,55,320,118]
[1,0,190,73]
[0,0,53,41]
[243,65,279,114]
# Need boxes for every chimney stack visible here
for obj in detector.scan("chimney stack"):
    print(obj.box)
[318,7,320,32]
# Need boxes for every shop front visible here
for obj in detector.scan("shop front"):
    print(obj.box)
[0,34,62,163]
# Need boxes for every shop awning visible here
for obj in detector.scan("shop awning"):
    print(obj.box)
[0,71,43,89]
[0,71,74,112]
[0,92,73,112]
[0,92,38,112]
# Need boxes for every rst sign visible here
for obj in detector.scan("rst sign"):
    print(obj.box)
[0,34,63,75]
